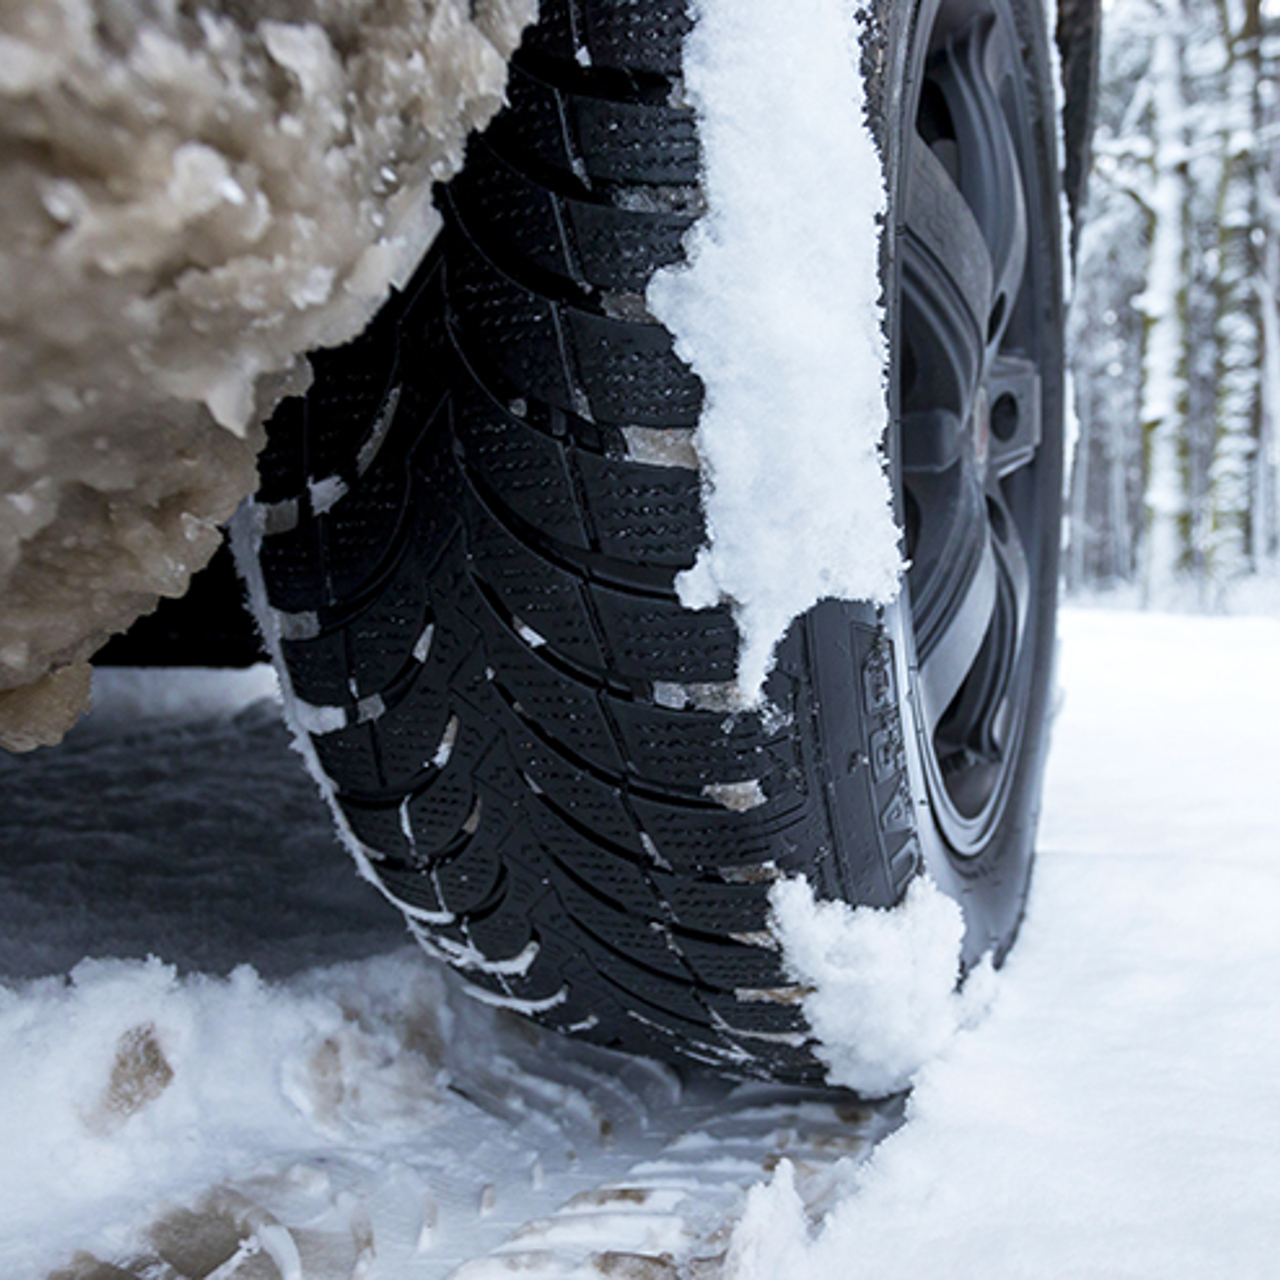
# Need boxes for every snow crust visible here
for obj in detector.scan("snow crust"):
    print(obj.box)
[648,0,902,702]
[0,0,532,744]
[770,875,993,1097]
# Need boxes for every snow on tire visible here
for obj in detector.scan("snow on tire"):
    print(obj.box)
[234,0,1064,1087]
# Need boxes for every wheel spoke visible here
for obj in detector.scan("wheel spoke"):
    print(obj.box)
[929,483,1031,768]
[901,407,965,473]
[986,484,1031,637]
[931,18,1029,344]
[917,530,999,741]
[933,566,1016,768]
[907,463,997,670]
[902,140,993,417]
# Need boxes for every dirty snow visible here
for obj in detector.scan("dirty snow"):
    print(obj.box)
[648,0,902,702]
[0,0,533,743]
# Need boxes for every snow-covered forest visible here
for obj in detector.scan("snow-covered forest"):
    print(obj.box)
[1070,0,1280,606]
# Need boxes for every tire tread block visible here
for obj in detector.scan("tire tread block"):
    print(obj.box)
[455,386,591,548]
[281,629,349,707]
[514,733,646,853]
[367,676,455,794]
[449,150,571,285]
[448,235,573,414]
[628,794,816,876]
[651,872,769,937]
[568,198,692,292]
[535,815,662,920]
[463,489,609,671]
[609,701,772,791]
[259,520,326,614]
[481,619,628,776]
[341,797,411,861]
[345,536,435,700]
[520,0,692,75]
[449,230,700,426]
[551,864,690,983]
[491,68,699,189]
[591,590,738,683]
[577,452,703,568]
[672,932,787,992]
[435,825,509,916]
[302,302,402,484]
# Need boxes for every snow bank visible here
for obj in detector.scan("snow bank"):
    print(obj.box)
[0,0,533,747]
[648,0,901,703]
[770,875,993,1097]
[725,1159,812,1280]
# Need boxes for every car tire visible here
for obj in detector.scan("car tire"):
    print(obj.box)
[235,0,1063,1085]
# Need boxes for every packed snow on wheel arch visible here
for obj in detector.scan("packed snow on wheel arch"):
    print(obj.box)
[8,0,1098,1089]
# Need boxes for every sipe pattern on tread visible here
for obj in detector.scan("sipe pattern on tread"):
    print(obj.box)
[247,0,921,1084]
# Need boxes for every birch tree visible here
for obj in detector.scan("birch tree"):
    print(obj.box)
[1206,0,1263,596]
[1069,0,1280,603]
[1136,5,1193,601]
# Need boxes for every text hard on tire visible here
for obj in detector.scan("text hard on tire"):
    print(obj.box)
[243,0,1063,1086]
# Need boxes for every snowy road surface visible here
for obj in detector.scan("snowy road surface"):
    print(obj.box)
[1,607,1278,1278]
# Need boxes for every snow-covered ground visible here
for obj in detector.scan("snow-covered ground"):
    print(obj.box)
[2,607,1278,1278]
[733,607,1280,1279]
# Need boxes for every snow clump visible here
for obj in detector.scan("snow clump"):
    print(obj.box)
[770,875,995,1097]
[649,0,903,703]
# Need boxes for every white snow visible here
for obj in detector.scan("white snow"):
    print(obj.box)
[727,608,1280,1278]
[431,715,459,769]
[306,474,348,517]
[0,951,456,1277]
[769,875,995,1097]
[703,779,768,812]
[413,622,436,664]
[292,698,348,736]
[648,0,902,703]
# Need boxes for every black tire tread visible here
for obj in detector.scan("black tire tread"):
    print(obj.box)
[252,0,924,1083]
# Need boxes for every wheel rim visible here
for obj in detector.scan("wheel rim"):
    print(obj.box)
[896,0,1056,858]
